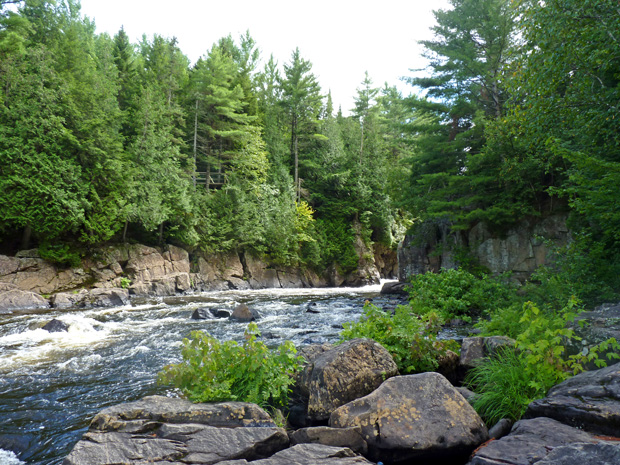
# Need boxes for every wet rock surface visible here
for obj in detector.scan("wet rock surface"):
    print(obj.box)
[525,362,620,436]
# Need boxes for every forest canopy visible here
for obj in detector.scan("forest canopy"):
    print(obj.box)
[1,0,619,298]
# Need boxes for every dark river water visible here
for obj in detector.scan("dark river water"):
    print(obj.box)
[0,282,408,465]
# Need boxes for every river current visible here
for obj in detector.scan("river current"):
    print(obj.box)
[0,282,405,465]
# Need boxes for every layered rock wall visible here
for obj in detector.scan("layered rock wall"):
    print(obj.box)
[398,215,570,282]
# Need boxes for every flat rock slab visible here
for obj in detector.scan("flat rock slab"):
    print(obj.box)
[217,444,375,465]
[63,432,187,465]
[537,441,620,465]
[330,372,488,463]
[525,362,620,436]
[90,396,276,431]
[467,417,601,465]
[289,426,368,455]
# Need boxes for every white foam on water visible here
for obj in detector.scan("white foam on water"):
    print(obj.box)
[0,449,24,465]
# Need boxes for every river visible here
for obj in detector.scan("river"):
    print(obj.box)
[0,283,407,465]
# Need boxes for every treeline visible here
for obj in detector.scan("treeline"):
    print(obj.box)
[0,0,406,271]
[1,0,619,299]
[401,0,620,303]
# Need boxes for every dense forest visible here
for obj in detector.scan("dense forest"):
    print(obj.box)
[1,0,619,301]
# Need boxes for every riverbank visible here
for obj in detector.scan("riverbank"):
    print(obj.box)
[0,243,398,314]
[0,284,404,464]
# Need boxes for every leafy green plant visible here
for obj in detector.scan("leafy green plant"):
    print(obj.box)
[119,277,131,289]
[340,302,459,373]
[157,323,303,408]
[39,242,82,268]
[467,298,620,424]
[407,269,515,321]
[467,348,544,424]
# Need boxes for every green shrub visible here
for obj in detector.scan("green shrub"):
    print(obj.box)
[467,298,620,424]
[157,323,303,408]
[407,268,515,321]
[339,302,459,373]
[467,348,544,424]
[39,242,82,268]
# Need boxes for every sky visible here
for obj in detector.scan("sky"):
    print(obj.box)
[79,0,451,113]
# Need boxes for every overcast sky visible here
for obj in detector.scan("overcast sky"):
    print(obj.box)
[79,0,451,113]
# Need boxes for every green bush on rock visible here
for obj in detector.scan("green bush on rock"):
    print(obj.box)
[339,302,459,373]
[406,268,514,322]
[157,323,303,408]
[467,298,620,424]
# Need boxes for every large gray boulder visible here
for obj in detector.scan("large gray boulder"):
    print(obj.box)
[64,396,289,465]
[89,396,276,431]
[64,426,288,465]
[0,283,48,312]
[305,339,399,422]
[217,444,374,465]
[525,362,620,436]
[467,417,604,465]
[330,372,488,463]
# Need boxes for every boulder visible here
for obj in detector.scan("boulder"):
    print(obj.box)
[64,426,288,465]
[536,442,620,465]
[89,396,277,431]
[525,362,620,436]
[65,396,291,465]
[488,418,513,439]
[306,339,399,422]
[213,308,233,318]
[230,304,257,322]
[289,426,368,455]
[330,372,488,463]
[0,283,48,312]
[86,288,129,307]
[379,281,408,296]
[217,444,374,465]
[192,308,213,320]
[63,432,187,465]
[244,254,281,289]
[42,318,69,333]
[467,417,601,465]
[460,336,516,369]
[570,303,620,366]
[51,290,88,309]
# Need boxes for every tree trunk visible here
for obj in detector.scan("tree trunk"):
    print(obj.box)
[21,225,31,250]
[122,221,129,243]
[193,98,198,188]
[158,222,164,245]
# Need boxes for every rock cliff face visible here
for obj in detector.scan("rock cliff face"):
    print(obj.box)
[0,239,396,312]
[398,215,570,282]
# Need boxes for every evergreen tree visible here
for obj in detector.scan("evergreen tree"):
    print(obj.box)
[279,47,322,201]
[403,0,518,228]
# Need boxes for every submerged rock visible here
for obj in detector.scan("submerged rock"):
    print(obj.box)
[191,308,213,320]
[230,304,256,322]
[42,319,69,333]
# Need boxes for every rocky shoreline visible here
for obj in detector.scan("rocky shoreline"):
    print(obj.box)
[62,339,620,465]
[0,243,398,313]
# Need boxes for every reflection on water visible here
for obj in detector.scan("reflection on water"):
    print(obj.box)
[0,283,404,464]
